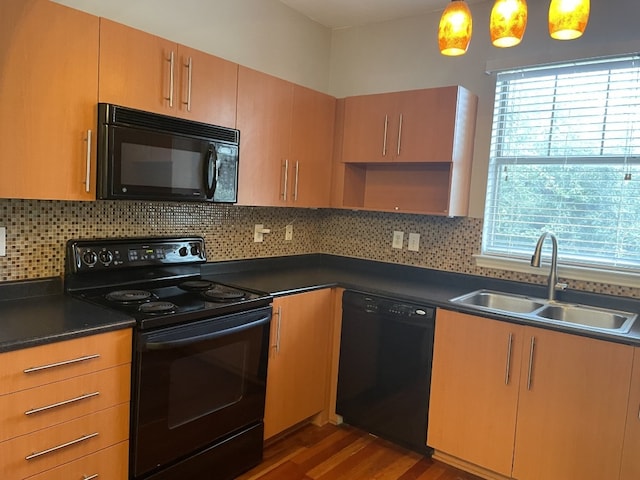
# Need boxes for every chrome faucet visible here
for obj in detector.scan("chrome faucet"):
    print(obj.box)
[530,232,567,302]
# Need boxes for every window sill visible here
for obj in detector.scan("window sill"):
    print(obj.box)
[473,254,640,289]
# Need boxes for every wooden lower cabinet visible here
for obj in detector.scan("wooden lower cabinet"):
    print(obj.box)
[616,347,640,480]
[429,309,634,480]
[427,309,523,477]
[263,289,334,439]
[27,441,129,480]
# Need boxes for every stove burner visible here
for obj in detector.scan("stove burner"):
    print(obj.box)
[106,289,154,304]
[179,279,216,292]
[202,285,246,302]
[139,301,177,315]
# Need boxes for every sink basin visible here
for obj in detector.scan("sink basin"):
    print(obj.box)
[536,304,637,332]
[450,290,544,314]
[450,289,638,334]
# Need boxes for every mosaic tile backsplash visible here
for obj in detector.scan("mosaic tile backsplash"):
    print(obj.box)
[1,199,638,298]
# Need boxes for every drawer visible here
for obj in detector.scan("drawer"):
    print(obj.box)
[0,329,132,395]
[0,364,131,443]
[0,402,129,479]
[26,441,129,480]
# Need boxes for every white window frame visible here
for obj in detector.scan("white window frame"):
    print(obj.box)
[477,55,640,288]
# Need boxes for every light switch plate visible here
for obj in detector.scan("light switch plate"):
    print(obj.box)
[0,227,5,256]
[285,224,293,241]
[408,233,420,252]
[392,231,404,249]
[254,224,264,243]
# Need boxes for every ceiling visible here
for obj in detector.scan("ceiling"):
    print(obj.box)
[278,0,486,29]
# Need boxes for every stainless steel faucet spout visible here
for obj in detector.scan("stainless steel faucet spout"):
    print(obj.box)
[531,232,566,301]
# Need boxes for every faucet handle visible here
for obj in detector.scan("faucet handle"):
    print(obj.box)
[555,282,568,291]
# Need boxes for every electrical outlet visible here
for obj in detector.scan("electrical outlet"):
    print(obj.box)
[285,224,293,241]
[392,231,404,249]
[0,227,5,257]
[408,233,420,252]
[254,224,265,243]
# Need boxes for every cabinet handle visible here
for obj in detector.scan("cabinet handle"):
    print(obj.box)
[23,354,100,374]
[382,115,388,156]
[281,159,289,201]
[275,306,282,354]
[527,336,536,390]
[165,50,175,107]
[293,161,299,202]
[25,391,100,416]
[84,129,92,193]
[504,332,513,385]
[397,113,403,156]
[184,56,193,112]
[25,432,99,460]
[83,475,99,480]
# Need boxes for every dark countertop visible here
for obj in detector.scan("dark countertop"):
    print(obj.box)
[201,254,640,347]
[3,254,640,353]
[0,277,135,353]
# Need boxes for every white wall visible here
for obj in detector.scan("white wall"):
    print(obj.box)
[52,0,333,93]
[52,0,640,218]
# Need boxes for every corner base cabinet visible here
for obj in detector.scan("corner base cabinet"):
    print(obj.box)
[428,309,634,480]
[0,329,132,480]
[333,86,478,216]
[263,289,333,439]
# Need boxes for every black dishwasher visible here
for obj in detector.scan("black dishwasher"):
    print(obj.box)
[336,290,435,455]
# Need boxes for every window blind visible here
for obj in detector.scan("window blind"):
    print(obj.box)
[482,55,640,271]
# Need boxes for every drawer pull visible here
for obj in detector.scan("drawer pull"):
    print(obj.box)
[25,391,100,416]
[23,354,100,374]
[83,474,99,480]
[25,432,99,460]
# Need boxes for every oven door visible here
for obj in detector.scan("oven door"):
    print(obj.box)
[132,306,271,478]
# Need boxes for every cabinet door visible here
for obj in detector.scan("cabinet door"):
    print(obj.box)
[619,347,640,480]
[427,310,523,476]
[175,45,238,127]
[0,0,98,200]
[289,86,336,207]
[342,92,397,163]
[512,326,633,480]
[263,289,333,439]
[99,19,177,116]
[236,67,293,206]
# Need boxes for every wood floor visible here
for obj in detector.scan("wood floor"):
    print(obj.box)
[237,423,483,480]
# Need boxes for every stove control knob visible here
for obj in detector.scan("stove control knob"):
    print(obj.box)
[82,250,98,267]
[178,246,189,257]
[190,245,200,256]
[99,250,114,266]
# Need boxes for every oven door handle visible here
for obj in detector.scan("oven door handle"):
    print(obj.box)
[140,313,271,351]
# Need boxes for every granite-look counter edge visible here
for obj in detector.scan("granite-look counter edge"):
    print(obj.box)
[0,277,135,353]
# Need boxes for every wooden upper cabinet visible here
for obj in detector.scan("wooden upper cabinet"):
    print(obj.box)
[618,347,640,480]
[0,0,98,200]
[428,310,523,477]
[236,67,294,206]
[342,86,476,164]
[289,86,336,208]
[99,19,237,128]
[236,67,336,207]
[512,326,633,480]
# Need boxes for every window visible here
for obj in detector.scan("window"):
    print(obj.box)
[482,55,640,272]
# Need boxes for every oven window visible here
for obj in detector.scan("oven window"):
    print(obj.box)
[168,341,248,429]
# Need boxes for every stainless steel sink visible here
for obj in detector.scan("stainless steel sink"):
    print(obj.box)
[450,290,544,314]
[450,289,638,334]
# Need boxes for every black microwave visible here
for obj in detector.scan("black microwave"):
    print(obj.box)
[97,103,239,203]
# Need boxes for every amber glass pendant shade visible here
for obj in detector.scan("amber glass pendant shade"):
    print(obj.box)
[490,0,528,47]
[438,0,473,56]
[549,0,590,40]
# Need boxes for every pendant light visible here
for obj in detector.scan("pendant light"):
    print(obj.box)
[490,0,528,48]
[549,0,590,40]
[438,0,473,56]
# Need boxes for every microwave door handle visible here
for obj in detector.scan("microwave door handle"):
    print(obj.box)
[203,146,217,199]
